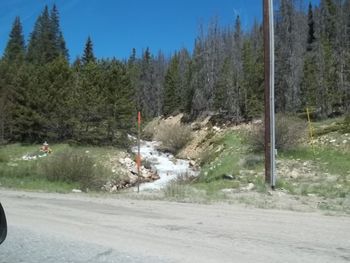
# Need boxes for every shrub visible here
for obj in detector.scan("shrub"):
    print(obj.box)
[154,123,192,154]
[142,118,161,140]
[40,149,112,191]
[341,114,350,133]
[245,114,307,152]
[241,155,264,169]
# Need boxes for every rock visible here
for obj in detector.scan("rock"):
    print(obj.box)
[151,173,160,180]
[215,146,223,153]
[72,189,82,193]
[129,174,138,184]
[246,183,255,191]
[124,157,133,165]
[213,126,221,132]
[222,174,235,180]
[191,122,201,131]
[290,170,299,179]
[189,160,196,167]
[141,170,153,178]
[343,140,347,144]
[253,119,263,124]
[130,166,138,175]
[221,188,236,194]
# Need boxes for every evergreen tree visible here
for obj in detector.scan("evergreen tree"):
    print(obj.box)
[301,2,318,111]
[82,36,96,65]
[127,48,141,112]
[163,54,180,115]
[275,0,306,112]
[214,58,231,112]
[27,5,68,64]
[50,4,69,60]
[242,39,264,119]
[10,64,43,142]
[317,0,339,115]
[71,62,104,144]
[301,55,318,109]
[3,17,25,62]
[307,2,316,51]
[344,0,350,112]
[138,48,157,118]
[102,61,135,145]
[177,48,192,112]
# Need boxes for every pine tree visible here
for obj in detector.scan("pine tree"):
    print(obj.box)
[102,61,135,145]
[3,17,26,62]
[50,4,69,60]
[127,48,141,112]
[214,58,231,112]
[138,48,156,118]
[176,48,191,112]
[10,63,43,142]
[242,39,264,119]
[163,54,180,115]
[275,0,306,112]
[301,2,318,111]
[307,2,316,51]
[27,5,68,64]
[82,36,96,65]
[317,0,339,115]
[27,6,52,63]
[344,0,350,112]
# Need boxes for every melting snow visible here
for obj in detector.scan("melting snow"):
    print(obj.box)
[132,140,199,191]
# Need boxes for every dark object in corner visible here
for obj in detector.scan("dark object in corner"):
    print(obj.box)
[0,203,7,245]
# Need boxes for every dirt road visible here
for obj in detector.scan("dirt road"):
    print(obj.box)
[0,189,349,263]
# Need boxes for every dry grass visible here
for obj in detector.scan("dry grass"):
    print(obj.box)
[245,114,307,152]
[142,117,162,140]
[154,123,192,154]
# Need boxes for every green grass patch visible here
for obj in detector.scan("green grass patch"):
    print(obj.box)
[281,147,350,176]
[193,131,266,194]
[0,143,123,192]
[197,132,242,183]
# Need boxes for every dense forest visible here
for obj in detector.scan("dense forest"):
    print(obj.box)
[0,0,349,146]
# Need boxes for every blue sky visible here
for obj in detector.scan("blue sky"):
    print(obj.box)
[0,0,319,60]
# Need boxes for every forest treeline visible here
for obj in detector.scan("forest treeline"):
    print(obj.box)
[0,0,349,146]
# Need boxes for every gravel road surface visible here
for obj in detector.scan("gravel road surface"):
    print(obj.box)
[0,190,349,263]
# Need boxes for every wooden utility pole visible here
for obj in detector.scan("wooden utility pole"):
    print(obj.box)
[263,0,276,188]
[137,111,141,193]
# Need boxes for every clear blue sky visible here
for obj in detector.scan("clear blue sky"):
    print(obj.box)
[0,0,319,60]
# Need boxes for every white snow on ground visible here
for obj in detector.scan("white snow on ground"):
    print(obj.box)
[132,140,199,191]
[22,153,47,160]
